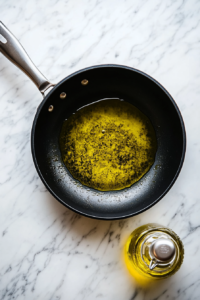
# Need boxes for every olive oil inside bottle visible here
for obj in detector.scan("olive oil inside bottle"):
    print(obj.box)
[59,99,157,191]
[125,224,184,281]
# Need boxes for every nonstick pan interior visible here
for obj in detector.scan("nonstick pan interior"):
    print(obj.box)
[31,65,186,219]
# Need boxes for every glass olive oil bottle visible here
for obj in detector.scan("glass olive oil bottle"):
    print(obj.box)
[125,224,184,280]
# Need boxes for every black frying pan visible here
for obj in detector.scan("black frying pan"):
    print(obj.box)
[0,22,186,220]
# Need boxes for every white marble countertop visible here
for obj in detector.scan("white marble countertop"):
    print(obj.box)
[0,0,200,299]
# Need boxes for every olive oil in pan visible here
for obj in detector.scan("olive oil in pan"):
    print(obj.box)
[59,99,157,191]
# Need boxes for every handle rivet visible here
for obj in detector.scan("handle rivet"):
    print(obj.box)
[60,92,67,99]
[48,105,54,112]
[81,79,89,86]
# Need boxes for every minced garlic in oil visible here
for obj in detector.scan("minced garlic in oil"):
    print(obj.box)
[59,99,157,191]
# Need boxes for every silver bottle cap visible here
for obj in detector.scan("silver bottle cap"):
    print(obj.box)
[152,238,176,261]
[149,238,176,270]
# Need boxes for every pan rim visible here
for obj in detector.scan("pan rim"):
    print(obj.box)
[31,64,186,220]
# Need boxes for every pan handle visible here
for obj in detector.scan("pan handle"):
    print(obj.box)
[0,22,55,95]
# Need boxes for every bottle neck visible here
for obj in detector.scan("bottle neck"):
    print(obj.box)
[139,231,179,274]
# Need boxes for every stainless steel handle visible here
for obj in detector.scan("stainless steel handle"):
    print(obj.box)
[0,22,55,95]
